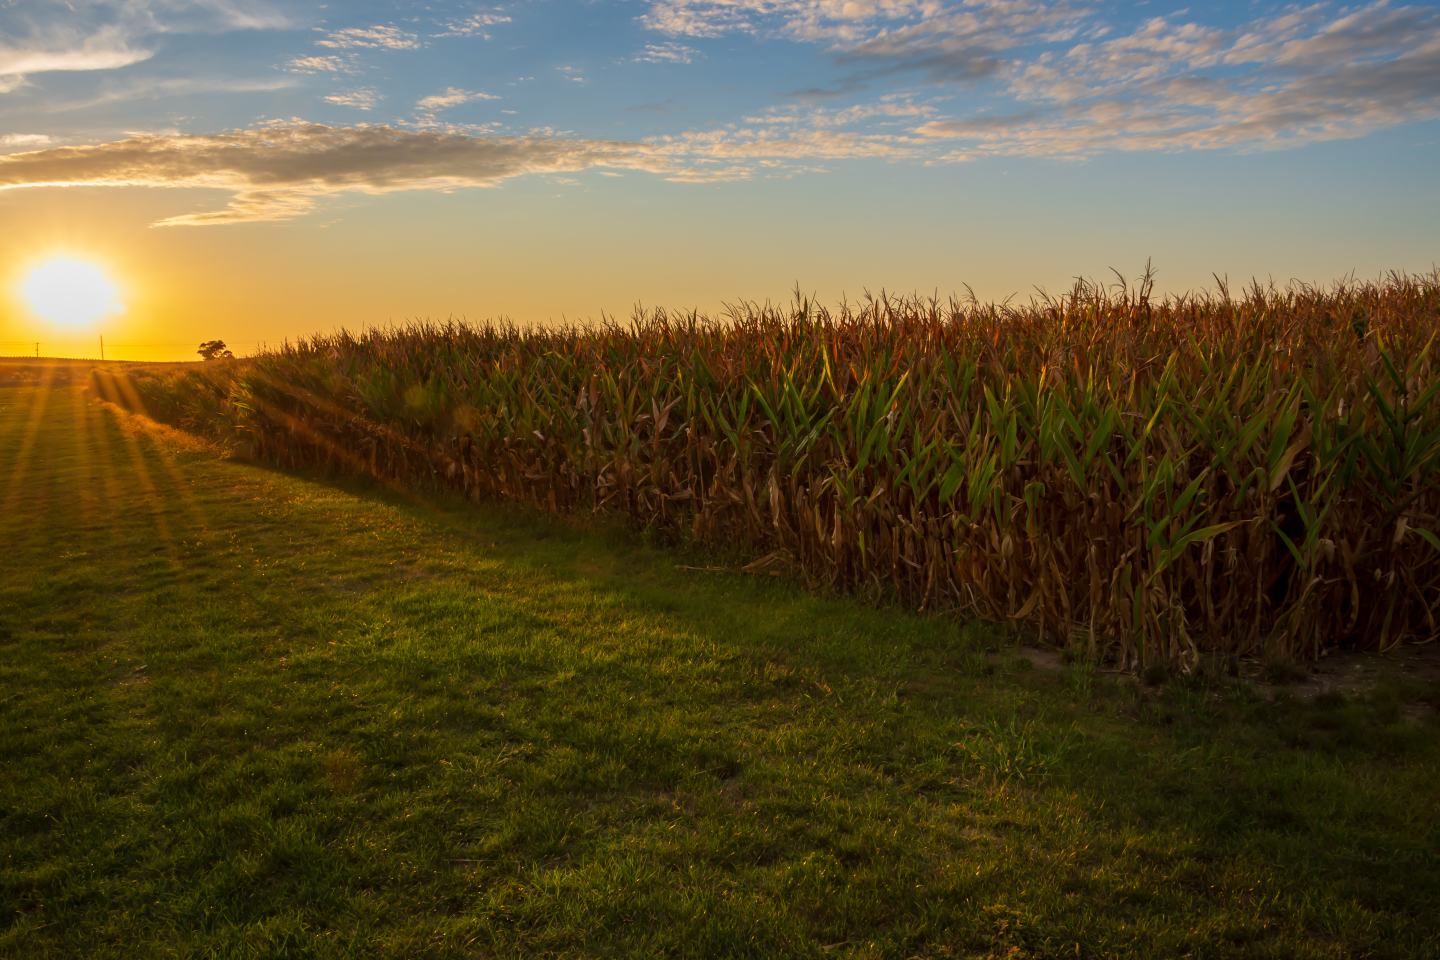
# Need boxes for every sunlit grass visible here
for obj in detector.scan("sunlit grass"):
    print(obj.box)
[90,366,212,541]
[0,361,59,517]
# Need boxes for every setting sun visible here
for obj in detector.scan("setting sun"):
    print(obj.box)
[19,256,124,329]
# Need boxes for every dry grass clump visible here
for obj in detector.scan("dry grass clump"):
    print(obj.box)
[98,271,1440,669]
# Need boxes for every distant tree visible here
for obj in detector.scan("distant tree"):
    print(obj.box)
[197,340,234,360]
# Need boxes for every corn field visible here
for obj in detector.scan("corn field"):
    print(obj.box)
[96,272,1440,669]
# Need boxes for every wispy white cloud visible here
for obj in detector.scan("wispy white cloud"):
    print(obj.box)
[0,117,935,224]
[316,25,420,51]
[144,1,294,33]
[0,133,53,150]
[435,10,513,40]
[920,2,1440,158]
[5,74,297,115]
[829,1,1090,86]
[0,0,293,97]
[640,0,1090,101]
[324,88,381,111]
[651,124,925,166]
[286,55,354,75]
[644,0,1440,157]
[413,87,502,128]
[632,41,700,64]
[416,87,500,114]
[0,122,654,225]
[0,26,154,83]
[745,96,937,127]
[640,0,1076,46]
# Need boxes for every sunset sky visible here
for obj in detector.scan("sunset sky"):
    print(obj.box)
[1,0,1438,360]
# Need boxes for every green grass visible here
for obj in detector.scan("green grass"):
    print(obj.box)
[2,378,1438,958]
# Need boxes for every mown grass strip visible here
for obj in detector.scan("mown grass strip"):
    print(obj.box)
[1,383,1437,958]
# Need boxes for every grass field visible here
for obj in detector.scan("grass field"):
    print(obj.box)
[2,373,1439,958]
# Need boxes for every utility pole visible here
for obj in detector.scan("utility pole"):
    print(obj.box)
[99,334,105,362]
[35,342,39,358]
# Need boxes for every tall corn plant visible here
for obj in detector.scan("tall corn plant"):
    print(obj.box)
[100,272,1440,668]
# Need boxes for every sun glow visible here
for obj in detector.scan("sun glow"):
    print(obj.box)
[20,256,126,329]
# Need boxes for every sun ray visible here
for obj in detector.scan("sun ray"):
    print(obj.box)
[113,421,182,567]
[88,369,185,568]
[84,381,128,545]
[68,373,101,532]
[102,369,213,535]
[1,365,61,519]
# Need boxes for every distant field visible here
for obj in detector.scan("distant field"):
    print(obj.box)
[2,378,1438,958]
[1,358,150,388]
[105,273,1440,669]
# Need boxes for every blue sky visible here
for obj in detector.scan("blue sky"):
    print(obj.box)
[1,1,1438,356]
[6,0,1440,204]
